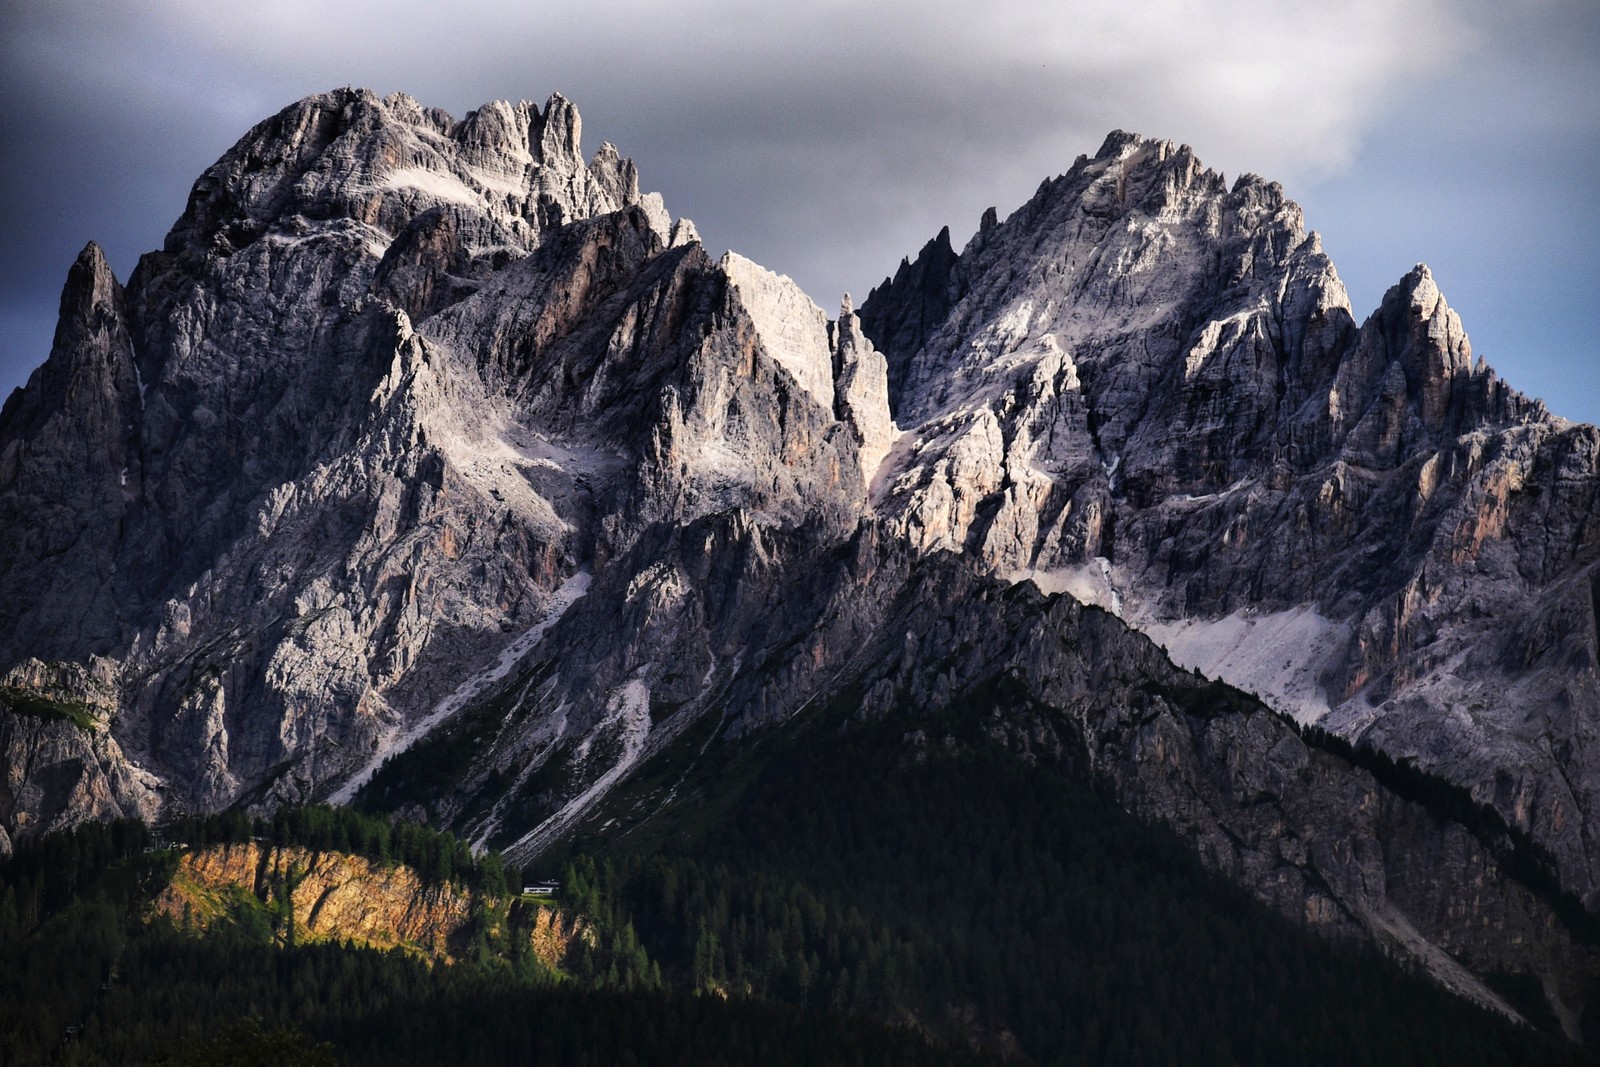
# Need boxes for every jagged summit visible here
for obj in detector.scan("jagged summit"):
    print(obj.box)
[862,130,1311,422]
[156,88,670,289]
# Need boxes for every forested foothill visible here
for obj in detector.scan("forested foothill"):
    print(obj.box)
[2,716,1590,1065]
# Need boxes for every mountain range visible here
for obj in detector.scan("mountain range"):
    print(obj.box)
[2,87,1597,1048]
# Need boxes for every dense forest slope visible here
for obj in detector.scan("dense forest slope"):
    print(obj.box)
[0,821,991,1065]
[0,802,1587,1065]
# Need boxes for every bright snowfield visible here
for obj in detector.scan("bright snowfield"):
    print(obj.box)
[327,568,592,805]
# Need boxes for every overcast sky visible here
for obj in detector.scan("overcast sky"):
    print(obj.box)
[3,0,1596,423]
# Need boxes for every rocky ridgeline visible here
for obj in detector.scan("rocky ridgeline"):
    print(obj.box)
[1,90,1597,1024]
[789,551,1598,1023]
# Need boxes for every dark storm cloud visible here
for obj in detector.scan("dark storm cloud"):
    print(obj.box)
[3,0,1595,421]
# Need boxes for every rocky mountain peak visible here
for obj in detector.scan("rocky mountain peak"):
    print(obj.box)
[539,91,582,160]
[2,238,131,435]
[13,242,138,421]
[156,87,663,281]
[1332,259,1532,453]
[857,225,959,409]
[721,251,836,410]
[1398,262,1442,310]
[0,244,133,466]
[62,241,118,312]
[1091,128,1144,160]
[0,236,141,666]
[856,129,1600,905]
[1068,129,1232,221]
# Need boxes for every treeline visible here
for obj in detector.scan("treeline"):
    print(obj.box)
[0,805,983,1065]
[352,680,524,824]
[564,852,924,1017]
[0,818,158,935]
[1,715,1592,1065]
[0,892,985,1067]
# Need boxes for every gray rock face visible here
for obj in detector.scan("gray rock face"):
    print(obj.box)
[0,659,161,858]
[832,294,898,485]
[858,130,1600,903]
[1,91,1596,1020]
[858,225,959,403]
[0,244,143,662]
[0,89,672,818]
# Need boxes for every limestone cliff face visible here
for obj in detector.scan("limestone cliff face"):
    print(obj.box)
[0,245,143,662]
[0,87,897,850]
[0,89,661,823]
[0,87,880,834]
[150,842,583,968]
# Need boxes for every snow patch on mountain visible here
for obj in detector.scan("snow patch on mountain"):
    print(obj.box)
[1138,606,1351,725]
[1015,568,1350,726]
[379,167,482,206]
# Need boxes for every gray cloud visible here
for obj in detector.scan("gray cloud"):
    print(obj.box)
[3,0,1595,422]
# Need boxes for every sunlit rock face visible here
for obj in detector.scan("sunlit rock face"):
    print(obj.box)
[1,91,1598,1019]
